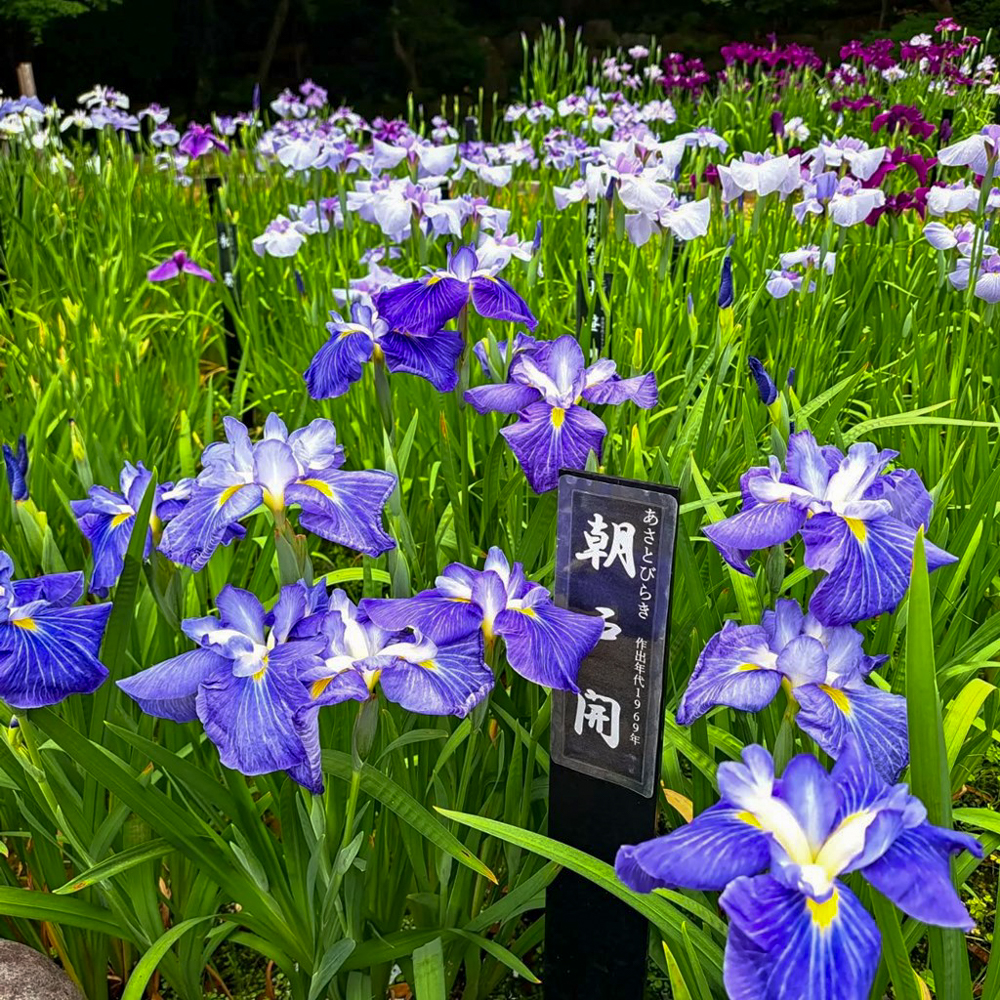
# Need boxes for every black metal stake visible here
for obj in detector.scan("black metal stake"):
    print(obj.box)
[204,175,242,386]
[545,471,680,1000]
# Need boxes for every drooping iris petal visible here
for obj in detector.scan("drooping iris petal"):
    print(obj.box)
[147,257,182,282]
[492,589,603,691]
[12,571,86,608]
[720,876,880,1000]
[159,480,263,571]
[464,382,542,415]
[71,499,137,596]
[862,468,933,531]
[361,593,485,644]
[580,372,658,407]
[469,275,538,329]
[379,633,492,716]
[116,648,226,722]
[802,512,956,626]
[195,647,311,774]
[304,330,375,399]
[380,329,464,392]
[286,469,396,556]
[794,681,909,782]
[861,824,982,929]
[0,603,113,708]
[702,501,807,576]
[376,276,468,334]
[676,621,783,725]
[615,804,771,893]
[500,400,607,494]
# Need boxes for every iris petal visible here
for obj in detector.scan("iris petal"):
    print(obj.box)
[304,329,375,399]
[0,603,112,708]
[379,633,493,716]
[501,400,607,494]
[720,875,880,1000]
[361,593,485,644]
[493,597,603,691]
[376,275,468,334]
[380,329,463,392]
[802,513,956,626]
[469,275,538,329]
[117,648,227,722]
[616,804,771,893]
[794,681,909,782]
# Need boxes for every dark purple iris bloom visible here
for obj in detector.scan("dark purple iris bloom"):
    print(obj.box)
[3,435,28,503]
[616,742,980,1000]
[304,296,462,399]
[178,123,230,159]
[375,245,537,335]
[718,256,735,309]
[864,146,937,188]
[361,547,603,692]
[464,335,658,494]
[747,357,777,405]
[0,552,112,709]
[678,598,907,781]
[871,105,935,141]
[703,430,956,626]
[118,583,327,778]
[147,251,215,283]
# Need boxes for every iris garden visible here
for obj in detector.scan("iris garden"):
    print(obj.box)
[1,18,999,1000]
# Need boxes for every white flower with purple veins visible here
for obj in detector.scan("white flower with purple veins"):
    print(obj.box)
[458,159,513,187]
[504,104,527,123]
[923,222,997,257]
[783,117,810,142]
[926,182,980,216]
[624,194,712,247]
[252,215,309,258]
[644,65,664,81]
[829,178,885,227]
[718,153,802,203]
[556,94,588,117]
[937,125,1000,176]
[78,85,129,109]
[882,66,908,82]
[138,103,170,125]
[805,138,886,181]
[628,44,649,59]
[948,254,1000,304]
[676,127,729,153]
[151,126,180,148]
[475,230,534,273]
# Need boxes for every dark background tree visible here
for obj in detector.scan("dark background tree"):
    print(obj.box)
[1,0,994,118]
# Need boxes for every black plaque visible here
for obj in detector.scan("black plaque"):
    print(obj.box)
[204,176,241,380]
[545,471,679,1000]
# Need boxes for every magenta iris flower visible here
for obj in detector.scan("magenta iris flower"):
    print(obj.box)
[375,245,537,335]
[147,251,215,283]
[464,335,657,494]
[616,742,981,1000]
[703,430,956,626]
[678,598,907,781]
[177,123,230,159]
[361,547,603,692]
[0,552,112,708]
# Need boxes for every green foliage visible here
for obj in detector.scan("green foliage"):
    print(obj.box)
[1,0,122,41]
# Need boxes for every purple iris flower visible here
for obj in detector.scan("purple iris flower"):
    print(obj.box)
[288,589,492,792]
[147,251,215,284]
[616,742,981,1000]
[718,256,735,309]
[118,583,327,777]
[472,332,538,380]
[747,358,777,404]
[177,123,230,159]
[361,547,603,692]
[703,430,956,626]
[948,253,1000,304]
[304,296,463,399]
[464,335,657,494]
[0,552,112,709]
[375,245,537,335]
[71,462,231,597]
[3,435,28,502]
[158,413,396,571]
[678,598,907,780]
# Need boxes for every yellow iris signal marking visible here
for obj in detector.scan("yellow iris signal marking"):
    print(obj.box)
[843,517,867,542]
[807,893,839,931]
[298,478,334,499]
[217,483,245,508]
[111,512,133,528]
[12,617,37,631]
[551,407,566,428]
[820,684,852,715]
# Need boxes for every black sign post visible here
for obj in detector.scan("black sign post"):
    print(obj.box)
[545,471,679,999]
[204,176,241,384]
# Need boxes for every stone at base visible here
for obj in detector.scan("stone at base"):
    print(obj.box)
[0,941,85,1000]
